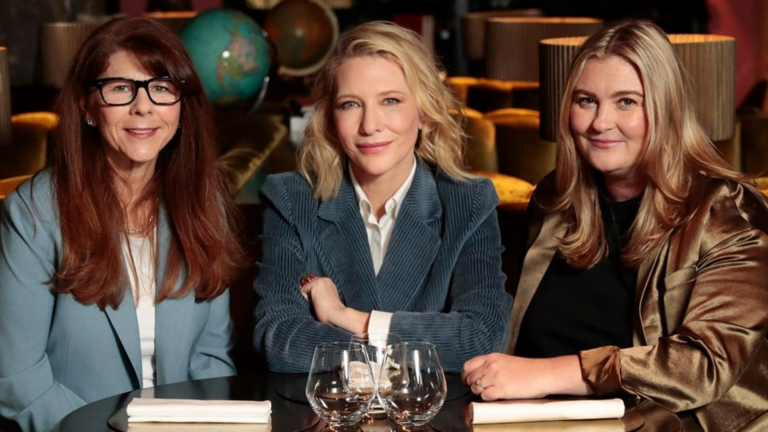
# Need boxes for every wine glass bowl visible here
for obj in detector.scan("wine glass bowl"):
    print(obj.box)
[350,333,400,410]
[380,342,447,427]
[306,342,376,428]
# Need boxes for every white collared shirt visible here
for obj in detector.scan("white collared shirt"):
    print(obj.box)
[349,157,417,334]
[122,231,157,389]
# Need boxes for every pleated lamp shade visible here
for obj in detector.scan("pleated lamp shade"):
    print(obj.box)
[485,17,603,82]
[143,11,198,34]
[461,9,543,61]
[0,47,11,149]
[669,34,735,141]
[40,22,100,88]
[538,34,736,142]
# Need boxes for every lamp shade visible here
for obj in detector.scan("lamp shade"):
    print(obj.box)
[143,11,198,34]
[485,17,603,82]
[40,22,100,88]
[539,37,585,142]
[538,34,736,142]
[0,47,10,149]
[461,9,543,60]
[669,34,735,141]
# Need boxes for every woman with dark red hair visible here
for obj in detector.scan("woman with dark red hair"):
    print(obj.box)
[0,17,244,431]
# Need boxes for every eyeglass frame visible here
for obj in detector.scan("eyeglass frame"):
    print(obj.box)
[89,76,185,106]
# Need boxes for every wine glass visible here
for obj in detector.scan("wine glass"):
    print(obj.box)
[380,342,447,428]
[306,341,376,428]
[350,333,400,416]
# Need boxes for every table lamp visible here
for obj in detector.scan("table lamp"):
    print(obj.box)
[485,17,603,82]
[40,22,100,88]
[461,9,543,61]
[0,47,11,149]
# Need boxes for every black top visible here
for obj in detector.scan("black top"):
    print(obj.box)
[515,194,641,358]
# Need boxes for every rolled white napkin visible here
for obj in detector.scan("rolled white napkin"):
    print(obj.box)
[127,398,271,424]
[471,398,625,424]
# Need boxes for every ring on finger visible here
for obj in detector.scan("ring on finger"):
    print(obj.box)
[476,378,485,389]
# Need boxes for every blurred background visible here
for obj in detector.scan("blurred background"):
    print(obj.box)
[2,0,767,373]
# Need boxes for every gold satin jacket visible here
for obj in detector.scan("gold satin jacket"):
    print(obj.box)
[506,173,768,431]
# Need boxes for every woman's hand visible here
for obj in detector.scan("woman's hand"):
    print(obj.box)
[300,277,370,334]
[300,277,345,323]
[461,353,592,401]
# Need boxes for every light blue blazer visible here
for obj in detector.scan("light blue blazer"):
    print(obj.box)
[253,162,513,373]
[0,170,236,432]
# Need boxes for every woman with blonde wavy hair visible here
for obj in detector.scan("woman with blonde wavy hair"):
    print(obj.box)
[463,19,768,430]
[253,21,511,373]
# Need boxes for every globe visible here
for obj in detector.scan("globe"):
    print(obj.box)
[263,0,339,76]
[180,9,270,106]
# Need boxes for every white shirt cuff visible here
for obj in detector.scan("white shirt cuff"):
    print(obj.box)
[368,310,393,335]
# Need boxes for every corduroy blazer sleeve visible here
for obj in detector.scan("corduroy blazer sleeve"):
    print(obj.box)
[0,186,87,432]
[252,175,351,372]
[387,179,512,373]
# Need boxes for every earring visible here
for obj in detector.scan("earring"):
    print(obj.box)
[86,119,94,126]
[177,123,181,129]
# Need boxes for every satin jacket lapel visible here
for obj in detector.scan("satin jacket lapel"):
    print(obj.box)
[634,238,669,346]
[505,210,565,354]
[377,164,442,311]
[153,205,194,385]
[105,255,142,386]
[317,173,380,312]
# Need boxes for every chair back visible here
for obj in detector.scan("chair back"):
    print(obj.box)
[0,112,58,179]
[486,109,555,184]
[0,174,32,208]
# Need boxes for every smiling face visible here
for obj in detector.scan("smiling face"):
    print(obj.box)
[570,55,649,184]
[84,50,181,175]
[333,56,423,187]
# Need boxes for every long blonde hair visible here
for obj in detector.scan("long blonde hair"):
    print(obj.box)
[551,19,753,268]
[299,21,470,200]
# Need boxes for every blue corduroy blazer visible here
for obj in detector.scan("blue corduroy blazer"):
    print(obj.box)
[0,170,236,432]
[253,162,513,373]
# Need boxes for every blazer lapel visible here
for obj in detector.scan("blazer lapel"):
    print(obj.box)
[505,210,565,354]
[377,164,442,311]
[317,173,380,312]
[153,205,194,385]
[105,254,142,386]
[633,237,669,346]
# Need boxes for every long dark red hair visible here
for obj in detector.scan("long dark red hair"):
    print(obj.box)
[51,17,244,310]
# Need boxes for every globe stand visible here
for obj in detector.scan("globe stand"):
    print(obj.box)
[246,75,270,115]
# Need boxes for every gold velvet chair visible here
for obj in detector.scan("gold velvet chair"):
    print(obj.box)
[740,109,768,176]
[756,178,768,196]
[461,78,540,113]
[473,170,534,295]
[452,107,498,172]
[446,76,479,105]
[0,174,32,207]
[509,81,540,111]
[465,79,514,113]
[0,112,57,179]
[486,108,556,184]
[712,120,741,172]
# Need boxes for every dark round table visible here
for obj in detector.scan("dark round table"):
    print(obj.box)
[57,373,660,432]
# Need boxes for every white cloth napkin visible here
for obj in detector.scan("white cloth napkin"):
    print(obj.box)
[471,398,625,424]
[127,398,271,424]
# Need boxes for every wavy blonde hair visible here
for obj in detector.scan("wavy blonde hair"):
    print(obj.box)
[299,21,470,200]
[551,19,755,268]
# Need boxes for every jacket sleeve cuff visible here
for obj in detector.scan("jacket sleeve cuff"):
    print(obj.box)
[579,345,623,395]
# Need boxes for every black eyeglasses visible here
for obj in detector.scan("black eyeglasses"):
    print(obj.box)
[90,77,184,106]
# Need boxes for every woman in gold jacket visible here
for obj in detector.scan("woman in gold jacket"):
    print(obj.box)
[462,19,768,431]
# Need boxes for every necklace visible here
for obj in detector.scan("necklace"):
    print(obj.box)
[127,214,155,235]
